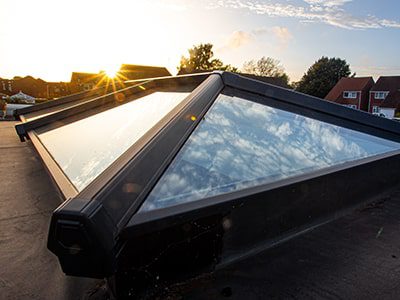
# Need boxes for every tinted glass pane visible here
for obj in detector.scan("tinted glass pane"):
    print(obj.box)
[38,92,189,191]
[141,93,400,211]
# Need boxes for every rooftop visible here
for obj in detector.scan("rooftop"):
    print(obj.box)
[6,72,400,298]
[371,76,400,92]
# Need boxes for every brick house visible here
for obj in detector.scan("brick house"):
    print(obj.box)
[325,77,374,112]
[369,76,400,118]
[46,82,71,99]
[69,72,103,94]
[0,78,14,95]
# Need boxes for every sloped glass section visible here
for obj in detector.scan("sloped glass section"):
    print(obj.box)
[38,92,189,191]
[141,93,400,211]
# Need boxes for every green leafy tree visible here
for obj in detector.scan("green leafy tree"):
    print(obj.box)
[296,56,353,98]
[178,43,238,74]
[242,56,289,85]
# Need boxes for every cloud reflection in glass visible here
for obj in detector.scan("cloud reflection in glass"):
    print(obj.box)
[141,93,400,211]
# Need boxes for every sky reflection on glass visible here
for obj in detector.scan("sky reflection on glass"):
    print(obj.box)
[38,92,189,191]
[141,94,400,211]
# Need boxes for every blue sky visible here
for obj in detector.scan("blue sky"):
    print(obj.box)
[0,0,399,82]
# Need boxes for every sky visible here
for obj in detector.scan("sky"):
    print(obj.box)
[0,0,399,82]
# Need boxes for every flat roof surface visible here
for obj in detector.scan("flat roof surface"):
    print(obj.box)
[0,121,106,299]
[2,120,400,299]
[165,189,400,299]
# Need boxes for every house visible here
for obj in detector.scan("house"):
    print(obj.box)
[46,82,71,99]
[325,77,374,111]
[118,64,171,80]
[369,76,400,118]
[69,72,103,94]
[12,76,48,98]
[0,78,13,95]
[1,76,48,98]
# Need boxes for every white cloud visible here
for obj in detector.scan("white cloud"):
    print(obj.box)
[303,0,352,7]
[270,26,293,47]
[226,30,254,48]
[213,0,400,30]
[219,26,293,51]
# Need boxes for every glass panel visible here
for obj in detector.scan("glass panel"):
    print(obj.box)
[38,92,189,191]
[141,93,400,211]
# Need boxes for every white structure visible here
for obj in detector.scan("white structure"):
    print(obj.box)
[10,91,35,104]
[379,107,396,119]
[5,103,32,117]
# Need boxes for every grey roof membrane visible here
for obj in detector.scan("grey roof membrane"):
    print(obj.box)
[0,121,106,299]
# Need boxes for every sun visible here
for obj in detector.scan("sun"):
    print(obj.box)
[104,65,120,79]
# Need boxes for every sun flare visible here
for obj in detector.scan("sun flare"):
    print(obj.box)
[104,65,120,79]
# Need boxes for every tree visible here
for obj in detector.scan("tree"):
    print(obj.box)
[178,43,238,74]
[295,56,352,98]
[242,56,290,86]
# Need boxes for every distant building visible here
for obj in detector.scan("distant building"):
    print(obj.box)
[0,78,14,95]
[70,72,103,94]
[325,77,374,112]
[1,76,48,98]
[1,64,173,98]
[46,82,71,99]
[9,91,35,104]
[13,76,48,98]
[119,64,171,81]
[369,76,400,118]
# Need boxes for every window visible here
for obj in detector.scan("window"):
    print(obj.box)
[141,93,400,211]
[37,91,190,191]
[375,92,388,99]
[346,104,357,109]
[373,106,380,113]
[343,91,357,99]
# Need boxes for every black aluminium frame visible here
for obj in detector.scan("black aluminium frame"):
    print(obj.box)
[15,72,400,284]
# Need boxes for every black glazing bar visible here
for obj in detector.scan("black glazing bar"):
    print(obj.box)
[221,72,400,140]
[82,73,224,228]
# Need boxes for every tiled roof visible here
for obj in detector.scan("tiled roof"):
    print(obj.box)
[325,77,374,102]
[371,76,400,92]
[381,90,400,108]
[372,76,400,109]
